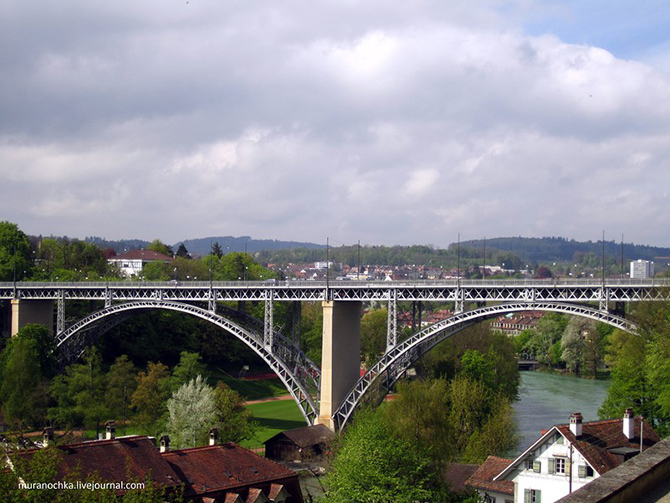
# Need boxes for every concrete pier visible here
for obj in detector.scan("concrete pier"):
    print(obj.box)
[317,301,362,430]
[11,299,54,336]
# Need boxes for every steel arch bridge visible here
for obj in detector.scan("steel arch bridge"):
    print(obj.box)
[331,301,636,431]
[54,300,321,425]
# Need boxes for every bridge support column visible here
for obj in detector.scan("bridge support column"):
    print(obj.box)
[11,299,54,336]
[317,300,362,430]
[387,289,397,350]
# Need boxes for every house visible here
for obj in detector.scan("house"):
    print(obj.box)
[490,312,543,336]
[467,409,660,503]
[11,424,304,502]
[162,436,304,502]
[264,424,335,463]
[107,249,173,278]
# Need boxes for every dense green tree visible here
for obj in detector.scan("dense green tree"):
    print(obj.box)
[49,348,109,436]
[105,355,138,434]
[131,361,171,436]
[531,313,568,366]
[175,243,190,259]
[0,336,50,429]
[599,330,654,422]
[213,382,257,443]
[147,239,173,257]
[360,308,388,367]
[169,351,207,392]
[301,302,323,365]
[324,408,445,503]
[0,221,31,281]
[211,242,223,258]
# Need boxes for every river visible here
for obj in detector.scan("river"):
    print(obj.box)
[513,371,611,454]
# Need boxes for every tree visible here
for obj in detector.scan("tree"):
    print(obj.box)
[324,408,444,503]
[166,375,217,449]
[561,317,588,375]
[105,355,138,434]
[360,308,388,367]
[211,242,223,258]
[49,348,109,436]
[147,239,173,257]
[0,336,50,429]
[175,243,190,259]
[131,361,171,436]
[169,351,207,392]
[0,221,31,281]
[213,382,257,443]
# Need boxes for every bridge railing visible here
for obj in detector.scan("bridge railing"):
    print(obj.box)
[2,278,670,288]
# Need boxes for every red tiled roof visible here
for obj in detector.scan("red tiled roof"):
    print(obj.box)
[556,416,660,474]
[162,443,299,496]
[443,463,479,492]
[15,436,181,496]
[264,424,335,449]
[110,249,173,261]
[466,456,514,495]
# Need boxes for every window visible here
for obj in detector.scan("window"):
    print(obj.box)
[578,464,594,478]
[524,489,541,503]
[532,461,541,473]
[549,457,568,475]
[525,459,534,470]
[555,457,566,474]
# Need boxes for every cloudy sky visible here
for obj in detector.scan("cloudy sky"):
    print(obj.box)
[1,1,669,248]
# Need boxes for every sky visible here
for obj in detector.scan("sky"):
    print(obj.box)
[1,1,669,249]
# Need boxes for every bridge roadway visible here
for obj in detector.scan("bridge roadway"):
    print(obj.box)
[2,277,669,431]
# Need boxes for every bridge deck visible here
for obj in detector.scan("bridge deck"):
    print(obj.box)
[1,278,668,302]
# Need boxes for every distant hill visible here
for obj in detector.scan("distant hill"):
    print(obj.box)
[459,237,670,264]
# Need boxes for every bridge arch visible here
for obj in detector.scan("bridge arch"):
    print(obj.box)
[55,300,319,425]
[333,301,636,431]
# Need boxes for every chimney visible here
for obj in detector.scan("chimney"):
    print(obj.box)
[160,435,170,453]
[209,428,218,446]
[42,427,54,447]
[570,412,583,438]
[623,408,635,439]
[105,420,116,440]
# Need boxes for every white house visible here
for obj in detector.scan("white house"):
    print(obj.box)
[107,249,173,278]
[467,409,660,503]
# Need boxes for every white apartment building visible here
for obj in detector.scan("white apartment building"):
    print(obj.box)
[630,259,654,279]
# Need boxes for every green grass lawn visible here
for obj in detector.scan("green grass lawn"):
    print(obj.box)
[206,365,289,400]
[241,400,307,448]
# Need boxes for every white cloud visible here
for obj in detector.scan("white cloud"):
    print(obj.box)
[1,1,669,246]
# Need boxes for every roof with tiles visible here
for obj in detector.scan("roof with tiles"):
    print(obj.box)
[555,416,660,474]
[264,424,335,449]
[162,443,300,498]
[109,249,173,262]
[15,435,182,496]
[466,456,514,495]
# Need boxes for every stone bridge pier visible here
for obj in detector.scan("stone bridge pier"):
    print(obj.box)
[10,299,54,336]
[317,300,362,430]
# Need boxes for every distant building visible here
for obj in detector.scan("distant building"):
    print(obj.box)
[630,259,654,279]
[467,409,660,503]
[107,249,173,278]
[491,312,543,336]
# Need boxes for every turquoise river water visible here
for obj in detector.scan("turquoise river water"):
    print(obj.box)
[513,371,611,454]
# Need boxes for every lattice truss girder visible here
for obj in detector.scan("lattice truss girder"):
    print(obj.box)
[331,301,637,431]
[3,281,670,304]
[56,300,320,425]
